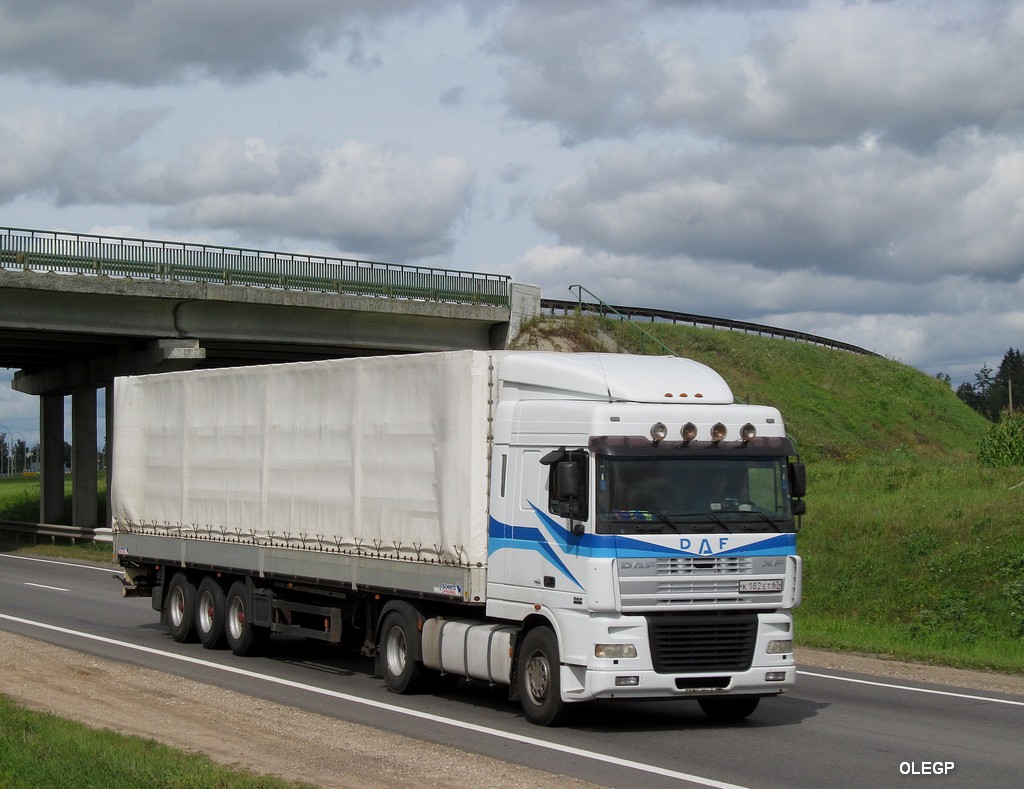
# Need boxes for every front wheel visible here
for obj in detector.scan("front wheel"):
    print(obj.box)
[517,627,570,726]
[698,696,760,722]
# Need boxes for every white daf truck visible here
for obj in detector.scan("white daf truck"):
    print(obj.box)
[113,350,805,725]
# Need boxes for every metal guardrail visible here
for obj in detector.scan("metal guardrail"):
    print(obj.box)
[542,296,878,356]
[1,226,512,308]
[0,519,112,544]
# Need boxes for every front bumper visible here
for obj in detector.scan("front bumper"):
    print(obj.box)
[561,663,795,700]
[556,609,796,702]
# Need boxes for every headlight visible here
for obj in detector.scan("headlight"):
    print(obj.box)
[595,643,638,659]
[680,422,698,442]
[767,639,793,654]
[650,422,668,443]
[740,423,757,442]
[711,422,727,442]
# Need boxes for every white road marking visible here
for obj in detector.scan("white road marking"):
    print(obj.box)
[0,613,744,789]
[797,670,1024,707]
[0,553,123,574]
[23,582,69,592]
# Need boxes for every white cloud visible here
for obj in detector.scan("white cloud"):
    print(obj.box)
[534,133,1024,283]
[495,1,1024,149]
[0,106,170,203]
[0,0,431,86]
[160,141,476,259]
[0,106,475,259]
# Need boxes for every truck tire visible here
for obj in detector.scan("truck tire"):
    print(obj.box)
[196,576,228,650]
[225,580,269,657]
[166,572,198,643]
[517,626,570,726]
[380,610,424,694]
[698,696,760,722]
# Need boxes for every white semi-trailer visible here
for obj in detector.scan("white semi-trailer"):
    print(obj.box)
[113,350,806,725]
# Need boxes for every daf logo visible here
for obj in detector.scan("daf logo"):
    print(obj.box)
[760,558,785,567]
[620,560,657,570]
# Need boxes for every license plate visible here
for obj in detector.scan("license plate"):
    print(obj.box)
[739,579,783,593]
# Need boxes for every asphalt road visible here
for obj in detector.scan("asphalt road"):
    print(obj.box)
[1,552,1022,788]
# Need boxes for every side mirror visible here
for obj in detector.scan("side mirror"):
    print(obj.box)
[789,461,807,499]
[545,449,589,522]
[557,461,579,497]
[556,462,580,518]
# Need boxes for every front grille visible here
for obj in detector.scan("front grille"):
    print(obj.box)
[617,555,786,609]
[646,612,758,673]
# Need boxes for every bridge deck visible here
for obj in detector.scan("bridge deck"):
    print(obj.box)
[1,226,511,307]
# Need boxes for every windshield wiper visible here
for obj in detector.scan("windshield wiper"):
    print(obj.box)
[737,510,784,532]
[604,510,684,533]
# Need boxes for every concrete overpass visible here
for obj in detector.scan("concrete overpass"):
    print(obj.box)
[1,226,540,529]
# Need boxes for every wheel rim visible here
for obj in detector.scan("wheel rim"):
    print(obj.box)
[524,650,551,704]
[385,625,407,678]
[197,590,214,634]
[227,596,245,640]
[169,586,185,628]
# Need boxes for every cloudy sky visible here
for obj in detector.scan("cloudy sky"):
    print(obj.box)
[2,0,1023,443]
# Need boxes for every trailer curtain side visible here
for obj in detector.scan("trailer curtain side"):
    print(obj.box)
[112,351,493,567]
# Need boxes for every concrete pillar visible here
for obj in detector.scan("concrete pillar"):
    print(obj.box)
[72,387,98,530]
[501,283,542,348]
[39,394,65,524]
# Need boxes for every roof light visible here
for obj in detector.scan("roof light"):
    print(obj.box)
[740,423,757,442]
[680,422,698,442]
[650,422,668,443]
[711,422,727,442]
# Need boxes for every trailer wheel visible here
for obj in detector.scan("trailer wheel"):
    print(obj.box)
[196,576,227,650]
[225,580,268,657]
[166,572,197,643]
[380,611,424,694]
[698,696,760,722]
[517,626,570,726]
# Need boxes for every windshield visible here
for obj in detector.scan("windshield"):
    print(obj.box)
[596,455,796,535]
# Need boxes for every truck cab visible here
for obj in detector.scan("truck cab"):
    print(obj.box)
[483,353,805,724]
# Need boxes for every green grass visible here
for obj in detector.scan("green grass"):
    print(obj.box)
[521,314,1024,673]
[0,474,114,564]
[0,694,311,788]
[0,472,107,525]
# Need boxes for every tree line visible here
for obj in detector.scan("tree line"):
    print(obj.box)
[952,347,1024,421]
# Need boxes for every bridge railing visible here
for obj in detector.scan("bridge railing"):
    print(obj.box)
[0,226,511,308]
[542,295,878,357]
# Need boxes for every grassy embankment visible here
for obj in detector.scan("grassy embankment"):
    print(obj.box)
[0,696,309,789]
[516,314,1024,673]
